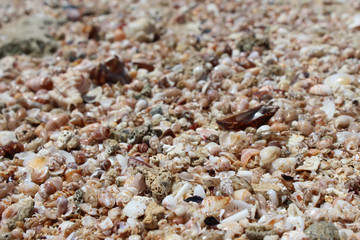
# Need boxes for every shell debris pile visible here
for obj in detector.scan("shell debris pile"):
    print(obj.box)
[1,0,360,239]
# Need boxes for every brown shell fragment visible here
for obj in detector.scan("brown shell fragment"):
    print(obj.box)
[90,55,131,85]
[216,105,279,131]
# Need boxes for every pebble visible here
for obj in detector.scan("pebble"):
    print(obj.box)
[305,221,340,240]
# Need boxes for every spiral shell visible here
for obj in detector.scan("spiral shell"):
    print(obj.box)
[45,113,70,132]
[88,125,110,143]
[240,149,260,167]
[39,177,63,199]
[19,181,40,197]
[26,76,53,92]
[30,167,49,184]
[48,69,91,110]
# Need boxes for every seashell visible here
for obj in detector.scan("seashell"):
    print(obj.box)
[82,86,102,103]
[49,69,91,110]
[64,169,82,183]
[98,189,115,208]
[30,167,49,184]
[117,188,136,206]
[123,196,152,218]
[259,146,281,166]
[296,156,320,172]
[0,131,17,146]
[84,188,99,208]
[98,217,114,231]
[345,136,360,154]
[324,73,353,89]
[309,84,332,96]
[90,55,131,85]
[128,156,152,168]
[281,230,308,240]
[217,105,279,131]
[45,113,69,132]
[334,115,354,130]
[1,204,18,220]
[219,131,246,148]
[240,149,260,167]
[43,177,63,195]
[201,196,231,214]
[88,125,110,143]
[221,209,249,224]
[297,120,314,136]
[0,141,24,158]
[108,207,122,221]
[57,196,69,216]
[271,157,297,172]
[220,178,234,196]
[125,18,157,42]
[349,14,360,29]
[79,203,98,216]
[321,99,335,121]
[233,189,252,201]
[18,181,40,197]
[0,182,15,199]
[26,76,53,92]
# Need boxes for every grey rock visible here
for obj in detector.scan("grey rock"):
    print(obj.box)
[7,199,34,230]
[149,105,163,116]
[305,221,340,240]
[0,15,58,58]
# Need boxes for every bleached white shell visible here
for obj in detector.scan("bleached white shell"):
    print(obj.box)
[123,196,152,218]
[324,73,353,89]
[0,131,17,146]
[271,157,297,172]
[296,156,320,171]
[260,146,281,166]
[309,84,332,96]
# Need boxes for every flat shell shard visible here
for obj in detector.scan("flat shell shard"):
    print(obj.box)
[90,55,131,85]
[216,105,279,131]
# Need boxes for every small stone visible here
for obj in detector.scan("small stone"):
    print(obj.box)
[184,196,203,203]
[245,226,276,240]
[237,32,270,52]
[103,139,119,155]
[7,199,34,230]
[0,16,58,58]
[150,106,163,116]
[137,166,173,201]
[305,221,340,240]
[143,201,165,230]
[74,189,85,206]
[204,216,219,226]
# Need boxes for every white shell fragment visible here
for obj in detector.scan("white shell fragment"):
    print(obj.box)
[324,73,353,89]
[297,156,320,171]
[220,209,249,223]
[123,196,152,218]
[271,157,297,172]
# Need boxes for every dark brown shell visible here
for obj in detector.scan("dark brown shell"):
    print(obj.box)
[216,105,279,131]
[90,55,131,85]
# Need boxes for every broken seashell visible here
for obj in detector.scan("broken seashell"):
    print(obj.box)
[82,86,103,103]
[90,55,131,85]
[296,156,320,172]
[217,105,279,131]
